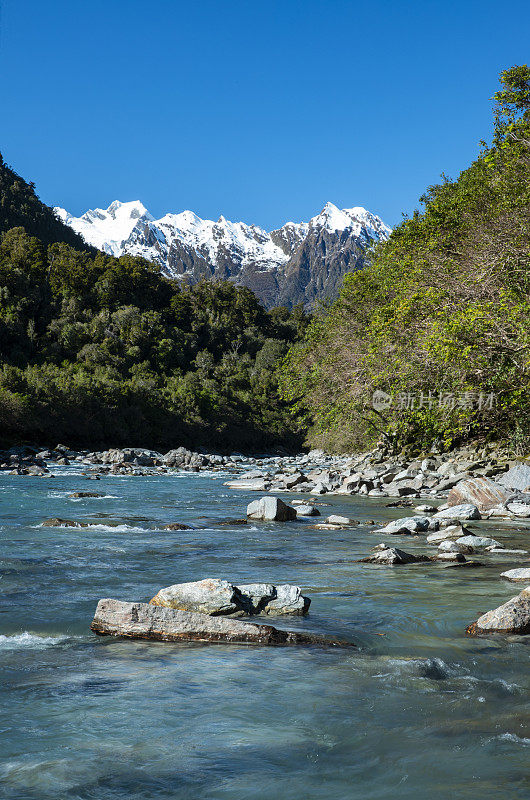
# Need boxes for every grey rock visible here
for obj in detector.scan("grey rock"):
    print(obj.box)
[433,504,480,521]
[247,496,297,521]
[376,516,431,535]
[150,578,310,616]
[150,578,241,615]
[496,464,530,493]
[326,514,358,525]
[361,547,431,565]
[295,504,320,517]
[466,586,530,635]
[455,534,501,549]
[91,599,339,645]
[500,568,530,583]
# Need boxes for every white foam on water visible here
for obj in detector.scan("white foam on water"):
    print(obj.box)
[496,732,530,745]
[69,495,118,501]
[0,632,70,650]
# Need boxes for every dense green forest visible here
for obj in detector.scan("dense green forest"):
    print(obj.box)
[0,160,308,450]
[280,66,530,455]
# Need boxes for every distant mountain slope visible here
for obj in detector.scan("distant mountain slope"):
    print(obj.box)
[0,154,90,250]
[55,200,390,308]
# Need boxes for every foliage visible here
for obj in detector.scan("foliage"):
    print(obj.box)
[0,167,310,450]
[280,66,530,453]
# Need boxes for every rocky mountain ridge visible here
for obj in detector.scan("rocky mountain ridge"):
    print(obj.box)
[55,201,390,308]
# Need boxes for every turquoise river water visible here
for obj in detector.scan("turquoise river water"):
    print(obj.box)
[0,464,528,799]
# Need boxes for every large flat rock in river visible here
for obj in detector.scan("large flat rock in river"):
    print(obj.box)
[90,599,349,646]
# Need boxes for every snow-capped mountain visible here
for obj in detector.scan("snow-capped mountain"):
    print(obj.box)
[55,201,391,308]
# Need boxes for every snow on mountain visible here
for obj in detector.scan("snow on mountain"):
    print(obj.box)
[54,200,390,308]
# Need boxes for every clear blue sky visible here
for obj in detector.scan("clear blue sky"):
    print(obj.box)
[2,0,529,229]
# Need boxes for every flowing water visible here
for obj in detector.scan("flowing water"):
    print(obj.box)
[0,465,529,799]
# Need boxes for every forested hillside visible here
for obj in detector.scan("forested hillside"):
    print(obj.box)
[280,66,530,455]
[0,162,308,450]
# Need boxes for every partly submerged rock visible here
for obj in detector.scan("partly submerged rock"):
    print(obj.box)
[246,496,297,521]
[374,516,431,535]
[466,587,530,635]
[41,518,89,527]
[295,504,320,517]
[447,477,511,512]
[326,514,358,525]
[150,578,241,615]
[455,534,501,550]
[433,504,481,521]
[500,568,530,583]
[149,578,310,616]
[162,522,193,530]
[91,599,348,646]
[360,547,431,565]
[69,492,104,499]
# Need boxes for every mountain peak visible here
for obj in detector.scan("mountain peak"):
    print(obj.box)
[56,200,390,307]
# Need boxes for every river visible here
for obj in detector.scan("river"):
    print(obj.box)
[1,464,528,799]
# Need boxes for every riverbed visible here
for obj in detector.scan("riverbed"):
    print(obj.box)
[1,465,528,799]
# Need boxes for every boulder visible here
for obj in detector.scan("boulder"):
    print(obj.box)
[500,568,530,583]
[150,578,241,615]
[505,499,530,518]
[438,539,472,554]
[456,534,501,550]
[360,547,431,565]
[295,504,320,517]
[41,518,89,527]
[226,478,269,491]
[433,504,480,521]
[326,514,358,526]
[447,477,511,512]
[246,496,297,521]
[91,599,345,646]
[150,578,310,616]
[375,516,431,535]
[496,464,530,493]
[162,522,193,530]
[426,525,469,544]
[466,587,530,635]
[69,492,104,499]
[436,552,467,562]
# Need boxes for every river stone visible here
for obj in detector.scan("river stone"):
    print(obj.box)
[162,522,193,530]
[226,478,269,491]
[41,518,89,527]
[505,500,530,517]
[69,492,104,499]
[500,568,530,583]
[496,464,530,493]
[246,496,297,521]
[446,477,511,512]
[456,534,501,549]
[376,516,431,535]
[426,525,468,544]
[150,578,241,615]
[326,515,358,525]
[436,552,467,562]
[262,584,311,615]
[466,587,530,635]
[438,539,469,553]
[360,547,431,565]
[295,504,320,517]
[91,599,345,646]
[433,504,480,520]
[150,579,310,616]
